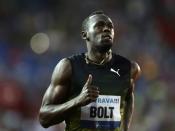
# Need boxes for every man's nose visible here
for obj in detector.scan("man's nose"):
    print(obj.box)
[103,25,111,32]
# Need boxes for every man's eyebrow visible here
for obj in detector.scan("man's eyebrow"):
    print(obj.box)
[94,21,105,25]
[94,21,114,28]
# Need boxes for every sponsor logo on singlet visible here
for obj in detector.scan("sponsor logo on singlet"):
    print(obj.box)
[80,95,121,129]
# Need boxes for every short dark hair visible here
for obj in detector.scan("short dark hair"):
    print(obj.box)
[82,10,105,31]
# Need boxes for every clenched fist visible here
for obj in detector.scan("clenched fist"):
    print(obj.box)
[76,74,99,106]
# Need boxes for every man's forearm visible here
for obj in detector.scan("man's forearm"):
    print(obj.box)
[123,92,134,131]
[39,97,80,128]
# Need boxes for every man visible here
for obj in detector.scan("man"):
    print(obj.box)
[39,11,141,131]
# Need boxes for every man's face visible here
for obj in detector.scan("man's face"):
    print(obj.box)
[86,14,115,53]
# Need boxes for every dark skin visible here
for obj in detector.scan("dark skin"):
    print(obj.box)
[39,14,141,131]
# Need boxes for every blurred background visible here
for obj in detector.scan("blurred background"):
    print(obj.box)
[0,0,175,131]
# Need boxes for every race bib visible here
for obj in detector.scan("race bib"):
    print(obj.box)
[80,95,121,129]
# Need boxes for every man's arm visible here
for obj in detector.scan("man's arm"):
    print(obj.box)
[123,61,141,131]
[39,58,99,128]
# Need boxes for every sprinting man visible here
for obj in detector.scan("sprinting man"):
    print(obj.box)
[39,11,141,131]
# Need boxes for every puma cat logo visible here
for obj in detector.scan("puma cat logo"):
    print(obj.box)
[110,68,120,77]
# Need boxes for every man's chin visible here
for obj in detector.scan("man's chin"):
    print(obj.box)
[95,42,112,53]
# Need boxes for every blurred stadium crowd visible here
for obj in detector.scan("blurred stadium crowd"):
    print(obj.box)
[0,0,175,131]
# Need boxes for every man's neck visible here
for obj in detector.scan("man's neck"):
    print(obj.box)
[86,49,112,65]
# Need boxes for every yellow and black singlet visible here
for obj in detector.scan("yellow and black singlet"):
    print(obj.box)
[66,53,131,131]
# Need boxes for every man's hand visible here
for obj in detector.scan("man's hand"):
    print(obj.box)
[76,74,99,106]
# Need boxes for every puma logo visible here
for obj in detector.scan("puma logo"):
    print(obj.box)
[110,68,120,77]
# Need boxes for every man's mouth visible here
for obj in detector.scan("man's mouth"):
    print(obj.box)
[102,34,112,40]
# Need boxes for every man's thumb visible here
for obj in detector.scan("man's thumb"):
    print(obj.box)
[85,74,92,86]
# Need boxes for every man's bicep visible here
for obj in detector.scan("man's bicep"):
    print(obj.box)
[42,58,72,106]
[42,84,69,106]
[125,61,141,101]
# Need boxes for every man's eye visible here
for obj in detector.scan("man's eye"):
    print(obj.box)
[95,22,105,28]
[98,23,104,27]
[108,24,114,29]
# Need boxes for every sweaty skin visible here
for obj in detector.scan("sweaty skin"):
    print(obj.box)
[39,13,141,131]
[39,58,99,128]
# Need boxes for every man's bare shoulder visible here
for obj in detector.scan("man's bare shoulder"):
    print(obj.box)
[51,58,72,85]
[131,61,141,81]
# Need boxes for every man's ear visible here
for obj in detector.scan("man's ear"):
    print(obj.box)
[81,31,87,40]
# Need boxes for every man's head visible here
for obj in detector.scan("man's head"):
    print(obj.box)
[81,11,114,53]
